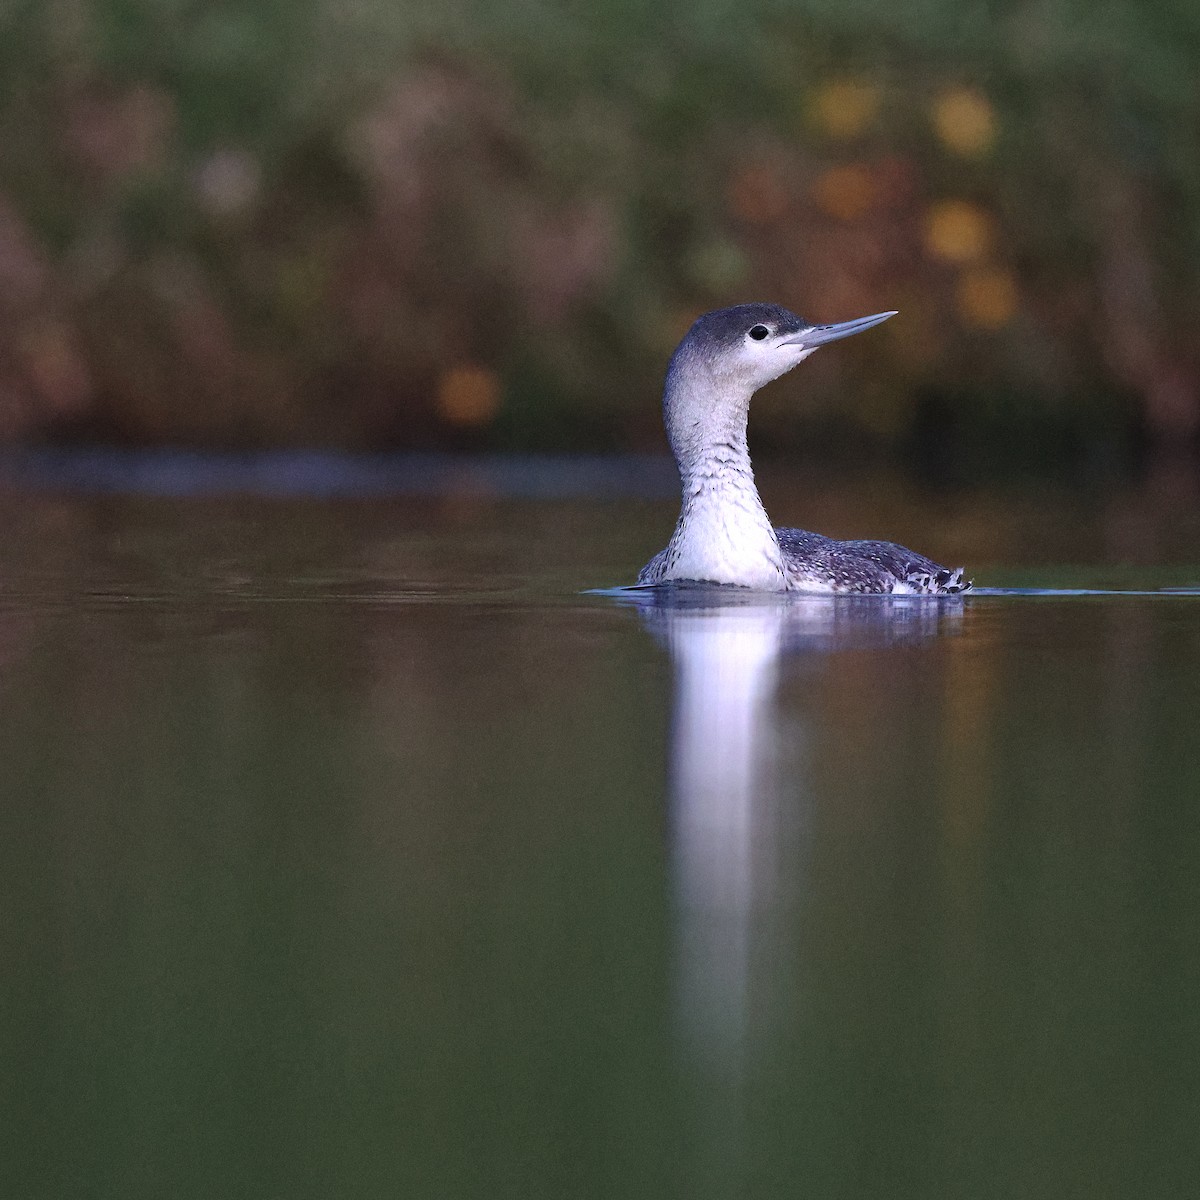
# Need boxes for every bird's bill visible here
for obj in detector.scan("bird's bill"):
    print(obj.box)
[782,310,897,348]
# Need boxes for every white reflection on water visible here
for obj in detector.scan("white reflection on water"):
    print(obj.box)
[622,587,964,1194]
[629,588,962,1068]
[662,599,787,1063]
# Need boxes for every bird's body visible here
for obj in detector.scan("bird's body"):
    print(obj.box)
[639,529,969,595]
[638,303,970,595]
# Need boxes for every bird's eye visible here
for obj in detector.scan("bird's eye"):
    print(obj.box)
[748,325,770,341]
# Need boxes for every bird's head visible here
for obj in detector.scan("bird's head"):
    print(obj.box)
[669,302,897,394]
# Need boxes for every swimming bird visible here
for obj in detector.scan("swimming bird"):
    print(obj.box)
[638,304,970,594]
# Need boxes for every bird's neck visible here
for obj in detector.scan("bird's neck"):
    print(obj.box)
[663,369,785,589]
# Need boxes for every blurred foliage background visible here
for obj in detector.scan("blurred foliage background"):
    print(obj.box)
[1,0,1199,471]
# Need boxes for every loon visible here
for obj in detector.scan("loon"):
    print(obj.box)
[638,303,970,595]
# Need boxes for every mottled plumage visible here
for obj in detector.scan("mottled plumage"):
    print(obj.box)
[773,529,970,594]
[638,303,970,595]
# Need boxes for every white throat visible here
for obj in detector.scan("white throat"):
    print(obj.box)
[660,363,786,590]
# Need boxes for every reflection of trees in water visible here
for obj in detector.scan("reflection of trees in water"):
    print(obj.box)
[0,489,1197,1195]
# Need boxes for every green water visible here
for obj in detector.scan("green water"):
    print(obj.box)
[1,475,1198,1199]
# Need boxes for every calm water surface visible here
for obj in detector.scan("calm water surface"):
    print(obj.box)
[1,463,1199,1199]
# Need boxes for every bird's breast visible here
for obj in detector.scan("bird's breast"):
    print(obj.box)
[664,483,786,590]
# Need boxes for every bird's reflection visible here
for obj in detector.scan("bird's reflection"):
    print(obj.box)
[627,586,962,1061]
[622,584,963,1191]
